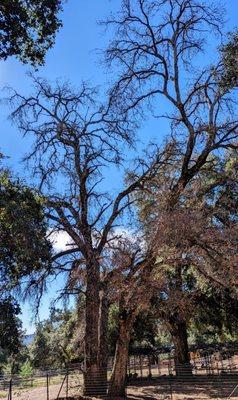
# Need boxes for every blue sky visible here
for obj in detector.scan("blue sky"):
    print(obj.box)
[0,0,237,334]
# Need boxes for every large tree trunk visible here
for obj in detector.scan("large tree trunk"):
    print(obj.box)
[84,260,103,397]
[168,266,192,377]
[108,312,134,399]
[97,286,109,394]
[170,320,193,377]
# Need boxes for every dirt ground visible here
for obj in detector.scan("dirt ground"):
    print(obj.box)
[3,381,238,400]
[126,382,238,399]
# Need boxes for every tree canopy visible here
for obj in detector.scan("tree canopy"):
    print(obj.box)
[0,171,52,298]
[0,295,23,372]
[0,0,63,65]
[221,29,238,90]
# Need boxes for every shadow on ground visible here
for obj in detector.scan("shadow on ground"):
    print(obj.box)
[126,378,238,399]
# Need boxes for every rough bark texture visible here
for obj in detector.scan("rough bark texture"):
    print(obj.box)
[108,313,133,399]
[84,261,103,396]
[170,320,193,377]
[97,287,109,393]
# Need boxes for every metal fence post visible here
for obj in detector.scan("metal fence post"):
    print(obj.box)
[66,370,69,399]
[46,373,49,400]
[217,371,222,398]
[169,376,173,400]
[8,379,12,400]
[227,383,238,399]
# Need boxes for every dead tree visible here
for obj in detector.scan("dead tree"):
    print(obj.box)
[150,192,238,375]
[103,0,238,375]
[105,239,162,398]
[9,77,166,396]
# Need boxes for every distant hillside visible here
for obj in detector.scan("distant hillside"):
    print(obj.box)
[23,334,35,346]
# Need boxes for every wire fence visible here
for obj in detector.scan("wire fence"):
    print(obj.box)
[1,368,238,399]
[125,349,238,378]
[126,370,238,399]
[1,354,238,399]
[0,368,82,400]
[124,353,238,399]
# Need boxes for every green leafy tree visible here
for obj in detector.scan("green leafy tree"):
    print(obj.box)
[0,172,52,299]
[131,311,158,351]
[0,0,63,65]
[108,306,158,355]
[19,360,34,378]
[0,295,23,373]
[190,288,238,345]
[30,307,84,369]
[136,150,238,375]
[0,164,51,372]
[30,323,49,370]
[220,30,238,90]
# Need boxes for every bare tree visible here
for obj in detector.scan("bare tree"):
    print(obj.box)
[9,76,165,395]
[103,0,238,377]
[104,0,238,198]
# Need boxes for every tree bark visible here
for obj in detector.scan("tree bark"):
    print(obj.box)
[108,312,133,399]
[97,286,109,394]
[170,320,193,377]
[83,260,103,396]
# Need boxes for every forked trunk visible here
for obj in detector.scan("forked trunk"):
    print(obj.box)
[84,260,104,396]
[108,313,134,399]
[170,320,193,377]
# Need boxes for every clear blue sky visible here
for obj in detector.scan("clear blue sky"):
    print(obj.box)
[0,0,237,334]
